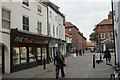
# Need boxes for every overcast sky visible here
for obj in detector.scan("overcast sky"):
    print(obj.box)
[50,0,112,41]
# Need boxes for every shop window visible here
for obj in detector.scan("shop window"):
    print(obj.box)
[42,48,46,60]
[20,47,27,63]
[13,47,20,65]
[29,47,36,62]
[37,48,41,60]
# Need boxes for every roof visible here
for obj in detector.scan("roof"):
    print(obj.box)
[86,41,96,47]
[42,1,65,17]
[97,19,112,26]
[65,22,75,27]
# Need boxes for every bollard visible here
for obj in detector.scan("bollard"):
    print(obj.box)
[43,58,46,69]
[93,55,95,68]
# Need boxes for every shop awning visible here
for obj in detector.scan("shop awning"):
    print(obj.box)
[11,29,50,44]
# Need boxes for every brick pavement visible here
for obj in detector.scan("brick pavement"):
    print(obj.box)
[2,51,114,79]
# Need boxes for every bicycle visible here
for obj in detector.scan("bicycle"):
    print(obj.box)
[110,64,120,80]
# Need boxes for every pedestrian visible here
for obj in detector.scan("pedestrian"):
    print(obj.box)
[82,50,84,55]
[75,48,78,56]
[79,49,82,56]
[55,49,65,79]
[104,47,111,64]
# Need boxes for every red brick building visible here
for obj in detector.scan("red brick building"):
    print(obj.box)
[96,11,114,51]
[65,22,86,51]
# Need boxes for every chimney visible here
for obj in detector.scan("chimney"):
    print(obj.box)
[108,11,112,19]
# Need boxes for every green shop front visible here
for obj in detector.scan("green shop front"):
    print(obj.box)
[10,29,50,72]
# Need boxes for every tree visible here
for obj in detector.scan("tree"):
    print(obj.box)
[89,28,98,43]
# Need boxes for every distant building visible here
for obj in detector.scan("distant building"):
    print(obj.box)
[65,22,87,51]
[113,1,120,65]
[96,11,114,52]
[65,33,72,55]
[86,41,96,52]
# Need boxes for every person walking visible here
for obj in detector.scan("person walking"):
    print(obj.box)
[104,48,111,64]
[75,48,78,56]
[55,49,65,79]
[79,49,82,56]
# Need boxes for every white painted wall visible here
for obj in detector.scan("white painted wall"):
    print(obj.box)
[2,0,47,35]
[1,0,47,73]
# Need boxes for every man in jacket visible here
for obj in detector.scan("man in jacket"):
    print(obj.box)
[55,49,65,79]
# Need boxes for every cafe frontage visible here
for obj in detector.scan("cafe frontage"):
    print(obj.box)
[10,29,51,72]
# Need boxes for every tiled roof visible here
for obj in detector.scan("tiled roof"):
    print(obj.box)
[65,22,75,27]
[97,19,112,26]
[87,41,96,47]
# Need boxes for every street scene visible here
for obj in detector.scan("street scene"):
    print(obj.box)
[0,0,120,80]
[2,51,114,79]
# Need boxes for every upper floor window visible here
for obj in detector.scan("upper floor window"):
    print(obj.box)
[2,8,11,29]
[108,32,113,39]
[69,28,71,31]
[53,25,55,37]
[49,11,52,18]
[48,23,51,36]
[56,27,58,37]
[108,25,113,29]
[23,16,29,31]
[22,0,29,7]
[100,32,105,39]
[37,22,42,34]
[100,26,104,29]
[37,5,42,13]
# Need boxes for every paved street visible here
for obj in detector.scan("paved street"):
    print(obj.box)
[2,51,114,79]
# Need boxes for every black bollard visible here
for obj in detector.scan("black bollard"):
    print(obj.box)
[43,58,46,69]
[93,55,95,68]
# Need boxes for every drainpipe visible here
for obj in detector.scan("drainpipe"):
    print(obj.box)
[111,0,117,65]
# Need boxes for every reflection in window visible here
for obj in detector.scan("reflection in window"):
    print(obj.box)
[20,47,27,63]
[13,47,20,65]
[29,47,36,62]
[42,48,46,60]
[37,48,41,60]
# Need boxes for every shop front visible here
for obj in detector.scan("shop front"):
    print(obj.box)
[10,29,50,72]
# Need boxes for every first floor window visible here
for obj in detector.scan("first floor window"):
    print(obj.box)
[2,8,11,29]
[23,16,29,31]
[37,22,42,34]
[101,32,105,39]
[22,0,29,7]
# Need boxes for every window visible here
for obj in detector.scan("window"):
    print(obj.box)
[22,0,29,7]
[100,26,104,29]
[101,32,105,39]
[37,48,41,60]
[2,8,11,29]
[56,27,58,37]
[69,28,71,31]
[53,25,55,37]
[69,35,72,38]
[29,47,36,62]
[48,23,51,36]
[23,16,29,31]
[37,22,42,34]
[13,47,27,65]
[108,32,113,39]
[108,26,113,29]
[20,47,27,63]
[37,5,42,13]
[49,11,52,17]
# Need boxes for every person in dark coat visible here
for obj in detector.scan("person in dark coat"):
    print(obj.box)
[79,49,82,56]
[104,48,111,64]
[75,48,78,56]
[55,49,65,79]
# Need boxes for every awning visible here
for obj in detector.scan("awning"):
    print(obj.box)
[11,29,50,44]
[101,38,114,44]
